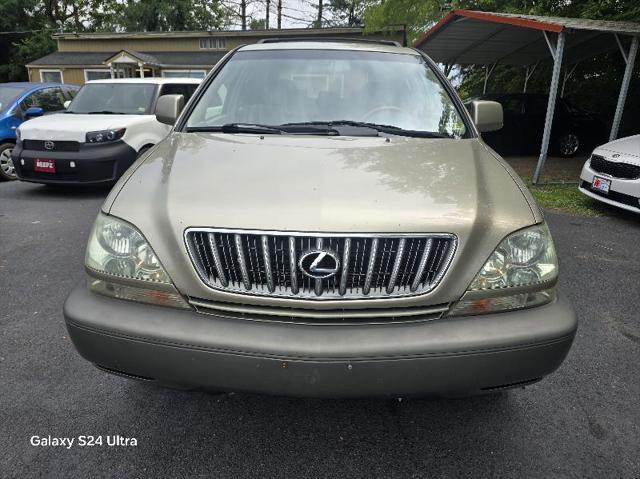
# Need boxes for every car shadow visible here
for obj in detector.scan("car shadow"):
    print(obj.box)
[12,183,112,200]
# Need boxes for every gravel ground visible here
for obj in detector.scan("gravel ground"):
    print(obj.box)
[1,180,638,478]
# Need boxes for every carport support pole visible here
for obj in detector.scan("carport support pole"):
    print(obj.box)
[533,31,565,185]
[609,35,639,141]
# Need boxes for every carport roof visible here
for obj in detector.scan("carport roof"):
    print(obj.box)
[414,9,640,66]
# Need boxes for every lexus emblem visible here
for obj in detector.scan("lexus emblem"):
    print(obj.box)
[44,140,55,150]
[299,249,340,279]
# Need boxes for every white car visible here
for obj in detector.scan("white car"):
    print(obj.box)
[579,135,640,214]
[12,78,201,185]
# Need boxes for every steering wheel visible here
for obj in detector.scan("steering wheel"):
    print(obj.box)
[362,106,405,123]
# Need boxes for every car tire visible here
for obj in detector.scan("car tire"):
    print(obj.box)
[0,142,17,181]
[556,133,580,157]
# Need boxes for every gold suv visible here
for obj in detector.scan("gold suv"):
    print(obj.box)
[64,40,576,397]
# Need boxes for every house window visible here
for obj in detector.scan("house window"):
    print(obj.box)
[40,70,63,83]
[84,69,112,81]
[162,70,207,79]
[199,38,226,49]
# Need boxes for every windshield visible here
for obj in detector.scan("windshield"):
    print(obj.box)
[0,85,28,112]
[185,49,467,137]
[67,83,157,114]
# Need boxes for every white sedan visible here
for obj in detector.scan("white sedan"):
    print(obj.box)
[579,135,640,214]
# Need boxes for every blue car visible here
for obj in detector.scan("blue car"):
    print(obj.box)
[0,82,79,180]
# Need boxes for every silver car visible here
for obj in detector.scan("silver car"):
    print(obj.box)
[64,40,577,397]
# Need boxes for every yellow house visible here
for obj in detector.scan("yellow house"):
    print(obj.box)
[27,27,406,85]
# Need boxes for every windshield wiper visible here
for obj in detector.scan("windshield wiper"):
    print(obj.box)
[187,123,283,134]
[186,123,339,135]
[282,120,453,138]
[84,110,126,115]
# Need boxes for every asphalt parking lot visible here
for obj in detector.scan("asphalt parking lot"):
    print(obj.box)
[1,180,639,478]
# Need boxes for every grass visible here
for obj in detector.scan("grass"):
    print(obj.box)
[523,179,609,216]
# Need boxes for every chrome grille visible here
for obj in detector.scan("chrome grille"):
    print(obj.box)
[185,229,457,299]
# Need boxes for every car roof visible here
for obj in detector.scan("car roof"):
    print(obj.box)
[0,82,76,90]
[239,41,420,56]
[85,78,202,85]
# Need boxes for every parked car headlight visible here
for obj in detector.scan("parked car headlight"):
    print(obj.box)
[86,128,125,143]
[449,223,558,316]
[85,213,189,309]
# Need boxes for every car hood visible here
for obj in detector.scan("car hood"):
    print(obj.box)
[598,134,640,162]
[18,113,149,142]
[105,132,539,305]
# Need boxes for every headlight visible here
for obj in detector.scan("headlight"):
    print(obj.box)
[85,213,189,309]
[449,223,558,316]
[86,128,125,143]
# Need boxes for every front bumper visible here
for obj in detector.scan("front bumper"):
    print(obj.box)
[579,162,640,214]
[64,284,577,398]
[12,140,137,185]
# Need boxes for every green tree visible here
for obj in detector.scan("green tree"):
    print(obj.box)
[92,0,230,32]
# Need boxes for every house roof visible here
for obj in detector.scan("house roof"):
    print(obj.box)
[52,26,378,40]
[414,9,640,66]
[27,50,227,68]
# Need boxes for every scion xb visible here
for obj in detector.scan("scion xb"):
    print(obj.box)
[63,40,577,397]
[12,78,200,185]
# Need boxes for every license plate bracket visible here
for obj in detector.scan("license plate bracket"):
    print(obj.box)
[591,175,610,194]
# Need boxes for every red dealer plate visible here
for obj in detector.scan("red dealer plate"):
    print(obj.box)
[34,159,56,173]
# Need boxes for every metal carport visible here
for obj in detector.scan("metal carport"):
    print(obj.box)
[414,10,640,183]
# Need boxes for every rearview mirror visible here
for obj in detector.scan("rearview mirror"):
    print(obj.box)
[63,100,71,109]
[25,106,44,118]
[155,94,185,125]
[469,100,503,132]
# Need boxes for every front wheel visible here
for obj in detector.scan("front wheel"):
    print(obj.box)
[556,133,580,157]
[0,142,16,181]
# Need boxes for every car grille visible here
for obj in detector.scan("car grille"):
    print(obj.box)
[185,229,457,299]
[22,140,80,152]
[188,297,450,323]
[590,155,640,180]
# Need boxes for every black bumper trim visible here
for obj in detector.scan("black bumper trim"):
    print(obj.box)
[12,140,137,184]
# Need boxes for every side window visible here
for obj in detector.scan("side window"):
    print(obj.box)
[160,84,198,103]
[20,87,66,113]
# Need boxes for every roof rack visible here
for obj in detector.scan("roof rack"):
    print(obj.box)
[256,37,403,47]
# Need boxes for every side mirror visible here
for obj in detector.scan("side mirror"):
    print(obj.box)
[470,100,503,132]
[155,94,185,125]
[25,106,44,118]
[63,100,71,109]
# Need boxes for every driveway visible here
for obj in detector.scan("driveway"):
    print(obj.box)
[1,181,638,478]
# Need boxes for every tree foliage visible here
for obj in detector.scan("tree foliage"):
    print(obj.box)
[0,0,233,82]
[91,0,230,32]
[363,0,640,136]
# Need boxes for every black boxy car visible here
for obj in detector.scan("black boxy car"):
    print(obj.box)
[471,93,607,157]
